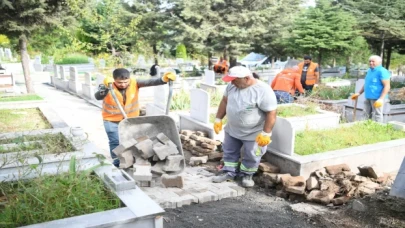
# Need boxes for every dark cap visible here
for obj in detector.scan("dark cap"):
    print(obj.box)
[304,55,312,60]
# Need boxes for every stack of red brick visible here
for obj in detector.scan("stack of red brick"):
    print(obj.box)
[180,130,223,164]
[254,163,393,206]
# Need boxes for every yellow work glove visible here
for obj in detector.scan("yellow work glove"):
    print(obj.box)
[374,99,383,108]
[313,84,319,91]
[213,118,222,134]
[255,131,272,147]
[103,77,114,86]
[351,93,360,100]
[162,72,176,82]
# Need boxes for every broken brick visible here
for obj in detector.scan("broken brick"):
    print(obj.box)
[156,133,177,148]
[133,164,152,181]
[153,143,179,160]
[190,134,200,141]
[358,165,383,179]
[193,146,213,154]
[314,168,328,179]
[325,164,351,175]
[118,150,134,169]
[180,135,189,141]
[281,176,305,187]
[332,196,351,206]
[285,185,305,195]
[306,176,320,191]
[163,155,183,172]
[189,156,208,166]
[135,139,154,159]
[351,175,369,183]
[188,140,197,147]
[276,173,291,184]
[201,143,216,150]
[112,138,138,155]
[262,173,278,183]
[307,190,335,205]
[208,152,223,161]
[161,174,184,188]
[198,137,221,146]
[258,162,280,173]
[180,130,194,136]
[319,180,340,194]
[151,162,166,175]
[195,131,207,137]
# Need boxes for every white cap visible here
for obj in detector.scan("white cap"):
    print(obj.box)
[222,66,253,82]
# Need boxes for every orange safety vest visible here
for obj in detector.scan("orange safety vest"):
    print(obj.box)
[271,69,304,95]
[102,78,139,122]
[298,62,318,85]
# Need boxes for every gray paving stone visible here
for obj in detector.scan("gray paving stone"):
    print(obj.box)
[188,189,219,203]
[207,184,238,200]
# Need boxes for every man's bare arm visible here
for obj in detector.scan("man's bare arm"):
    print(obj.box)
[263,110,277,133]
[216,96,227,119]
[379,79,390,100]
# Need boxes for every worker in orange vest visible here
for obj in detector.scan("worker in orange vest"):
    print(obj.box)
[271,66,304,103]
[95,68,176,167]
[214,57,229,74]
[298,56,319,92]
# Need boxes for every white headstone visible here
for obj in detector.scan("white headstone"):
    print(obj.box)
[69,67,78,81]
[153,85,168,110]
[4,48,12,59]
[88,58,94,64]
[390,157,405,199]
[49,58,54,65]
[53,65,59,78]
[137,55,146,67]
[34,55,41,65]
[84,72,92,85]
[0,48,4,58]
[59,66,66,80]
[96,73,105,86]
[268,117,295,156]
[347,79,365,110]
[204,69,215,86]
[190,89,210,124]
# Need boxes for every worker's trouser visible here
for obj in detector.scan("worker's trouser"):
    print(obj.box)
[364,99,384,123]
[103,120,120,167]
[274,90,293,104]
[222,132,267,177]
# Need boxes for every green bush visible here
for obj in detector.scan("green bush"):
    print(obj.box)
[311,85,355,100]
[55,53,89,65]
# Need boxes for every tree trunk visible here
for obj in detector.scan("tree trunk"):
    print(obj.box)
[317,50,322,80]
[229,56,237,68]
[110,40,116,56]
[380,32,385,60]
[223,47,228,61]
[332,58,336,68]
[386,45,392,69]
[346,56,351,77]
[208,52,212,70]
[152,44,158,65]
[19,35,34,94]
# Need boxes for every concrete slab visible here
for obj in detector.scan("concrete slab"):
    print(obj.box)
[390,157,405,198]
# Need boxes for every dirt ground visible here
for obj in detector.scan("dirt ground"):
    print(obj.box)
[164,180,405,228]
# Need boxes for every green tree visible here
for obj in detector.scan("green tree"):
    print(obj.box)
[176,44,187,59]
[0,0,75,93]
[287,0,360,72]
[0,35,10,47]
[338,0,405,69]
[78,0,139,56]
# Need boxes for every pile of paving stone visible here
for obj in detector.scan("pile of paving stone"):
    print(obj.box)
[254,163,392,206]
[179,130,223,165]
[112,133,184,187]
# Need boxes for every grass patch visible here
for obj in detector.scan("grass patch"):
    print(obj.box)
[55,53,89,65]
[170,89,223,111]
[0,133,74,154]
[0,94,43,102]
[295,121,405,155]
[277,104,318,118]
[0,108,52,133]
[0,172,120,227]
[310,85,355,100]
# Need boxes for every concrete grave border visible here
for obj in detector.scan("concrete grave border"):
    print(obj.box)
[278,103,340,132]
[265,121,405,178]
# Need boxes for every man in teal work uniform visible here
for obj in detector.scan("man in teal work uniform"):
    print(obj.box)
[351,55,391,122]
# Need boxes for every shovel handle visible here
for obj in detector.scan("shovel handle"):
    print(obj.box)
[166,80,174,115]
[353,98,358,121]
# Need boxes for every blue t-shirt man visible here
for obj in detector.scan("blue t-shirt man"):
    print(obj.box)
[364,65,390,99]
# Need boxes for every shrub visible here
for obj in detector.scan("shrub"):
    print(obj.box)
[311,85,355,100]
[55,53,89,65]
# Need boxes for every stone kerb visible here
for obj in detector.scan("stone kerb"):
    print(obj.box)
[82,72,95,100]
[68,66,81,94]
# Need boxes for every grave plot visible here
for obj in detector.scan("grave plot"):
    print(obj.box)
[266,119,405,177]
[0,108,52,133]
[0,157,164,228]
